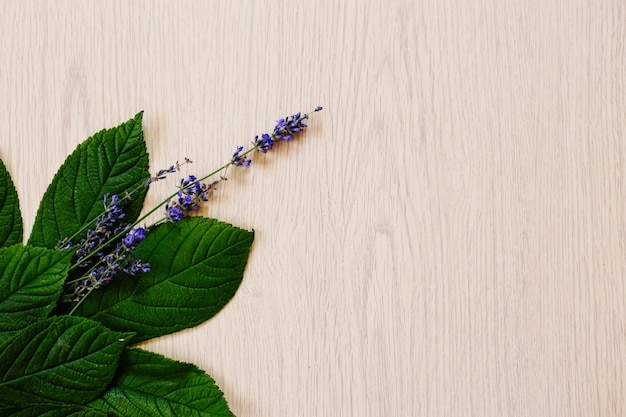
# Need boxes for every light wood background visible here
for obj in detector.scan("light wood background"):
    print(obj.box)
[2,1,625,416]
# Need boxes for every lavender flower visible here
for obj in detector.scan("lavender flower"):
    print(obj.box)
[165,174,222,222]
[73,194,128,266]
[272,107,321,141]
[232,146,251,166]
[72,238,151,301]
[124,258,151,275]
[273,113,306,141]
[180,175,210,209]
[122,227,146,247]
[164,108,323,224]
[166,204,185,222]
[99,193,126,227]
[145,157,193,186]
[63,195,150,303]
[254,134,274,153]
[235,107,323,165]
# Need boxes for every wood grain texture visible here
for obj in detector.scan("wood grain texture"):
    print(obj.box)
[1,0,625,415]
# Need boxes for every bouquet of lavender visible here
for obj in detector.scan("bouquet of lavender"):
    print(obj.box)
[0,107,321,416]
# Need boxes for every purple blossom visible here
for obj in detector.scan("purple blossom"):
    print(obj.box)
[124,258,151,275]
[229,107,323,165]
[272,112,309,141]
[63,194,150,303]
[165,174,221,222]
[72,245,151,301]
[250,107,323,155]
[122,227,146,247]
[254,134,274,153]
[73,194,128,266]
[179,175,209,210]
[145,157,193,185]
[166,204,184,222]
[98,194,125,227]
[232,146,251,166]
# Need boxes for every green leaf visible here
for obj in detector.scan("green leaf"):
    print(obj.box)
[0,316,132,409]
[0,404,108,417]
[0,158,23,248]
[0,245,70,343]
[87,348,235,416]
[28,112,150,249]
[74,218,254,342]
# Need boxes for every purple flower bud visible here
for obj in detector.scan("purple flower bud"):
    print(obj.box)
[124,259,151,275]
[272,112,311,142]
[232,146,251,166]
[182,194,193,206]
[254,134,274,153]
[166,205,184,222]
[123,227,146,247]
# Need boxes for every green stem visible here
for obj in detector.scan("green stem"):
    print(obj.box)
[68,285,94,315]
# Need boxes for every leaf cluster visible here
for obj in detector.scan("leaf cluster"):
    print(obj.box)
[0,114,253,416]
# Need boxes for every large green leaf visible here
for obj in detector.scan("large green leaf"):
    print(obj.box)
[0,245,70,343]
[28,112,150,249]
[0,158,23,248]
[74,218,254,342]
[0,404,108,417]
[0,316,132,409]
[87,348,235,416]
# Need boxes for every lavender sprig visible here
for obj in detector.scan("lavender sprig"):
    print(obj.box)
[62,194,151,309]
[62,107,322,309]
[164,174,223,222]
[164,106,323,222]
[67,226,149,305]
[145,157,193,186]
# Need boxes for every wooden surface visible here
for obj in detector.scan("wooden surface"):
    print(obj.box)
[2,1,625,416]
